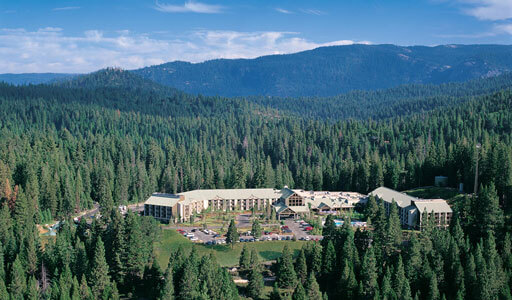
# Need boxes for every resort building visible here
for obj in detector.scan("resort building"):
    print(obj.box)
[144,193,183,222]
[369,187,452,228]
[144,187,367,222]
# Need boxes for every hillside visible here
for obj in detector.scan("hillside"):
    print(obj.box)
[133,44,512,97]
[55,67,178,95]
[0,72,75,85]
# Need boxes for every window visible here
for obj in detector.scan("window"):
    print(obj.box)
[288,194,304,206]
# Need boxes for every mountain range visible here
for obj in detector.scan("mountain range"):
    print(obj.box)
[1,44,512,97]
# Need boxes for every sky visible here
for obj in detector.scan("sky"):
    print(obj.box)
[0,0,511,73]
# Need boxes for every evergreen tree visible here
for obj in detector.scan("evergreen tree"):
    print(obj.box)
[89,237,111,299]
[247,261,264,300]
[79,275,93,300]
[306,272,322,300]
[0,279,8,300]
[339,258,357,299]
[294,249,308,284]
[8,256,26,300]
[426,273,440,300]
[239,244,251,272]
[160,265,175,300]
[178,260,199,300]
[250,248,260,270]
[321,240,336,288]
[252,219,262,239]
[269,283,282,300]
[473,183,504,239]
[226,219,239,249]
[382,200,402,257]
[276,245,296,289]
[71,276,81,300]
[292,282,307,300]
[381,268,395,300]
[25,275,39,300]
[359,247,378,300]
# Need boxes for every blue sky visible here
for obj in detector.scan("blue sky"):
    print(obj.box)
[0,0,511,73]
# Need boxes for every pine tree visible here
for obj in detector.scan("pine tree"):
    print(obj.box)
[0,242,5,283]
[294,249,308,284]
[80,274,93,300]
[160,265,175,300]
[71,276,81,300]
[226,219,239,249]
[382,200,402,257]
[393,255,406,299]
[110,282,120,300]
[250,248,260,270]
[25,275,39,300]
[247,261,264,299]
[239,244,251,272]
[381,268,395,300]
[321,240,336,288]
[0,279,7,300]
[292,282,307,300]
[89,237,111,299]
[179,260,199,300]
[8,256,26,300]
[306,272,322,300]
[365,195,379,221]
[359,247,378,300]
[426,273,440,300]
[276,245,296,289]
[473,183,504,239]
[252,219,262,239]
[269,283,282,300]
[124,211,146,286]
[309,242,322,276]
[339,258,357,299]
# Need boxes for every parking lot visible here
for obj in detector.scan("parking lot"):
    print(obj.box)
[173,217,322,244]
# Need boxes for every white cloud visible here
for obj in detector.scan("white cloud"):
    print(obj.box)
[53,6,81,11]
[300,9,326,16]
[495,23,512,34]
[275,8,293,14]
[154,1,224,13]
[458,0,512,20]
[0,28,369,73]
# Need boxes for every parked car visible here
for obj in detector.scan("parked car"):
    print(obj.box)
[305,226,313,231]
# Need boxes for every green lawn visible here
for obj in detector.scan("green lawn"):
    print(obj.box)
[403,186,460,200]
[154,229,307,268]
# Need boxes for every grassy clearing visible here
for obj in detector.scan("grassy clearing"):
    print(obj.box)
[403,186,461,200]
[154,229,307,268]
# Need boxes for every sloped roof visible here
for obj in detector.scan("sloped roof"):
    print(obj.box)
[280,187,295,200]
[414,199,452,214]
[145,193,181,207]
[179,188,282,205]
[369,187,417,208]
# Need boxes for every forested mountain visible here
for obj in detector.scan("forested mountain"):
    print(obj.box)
[133,44,512,97]
[0,71,511,299]
[55,68,178,95]
[0,73,75,85]
[3,44,512,97]
[249,72,512,120]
